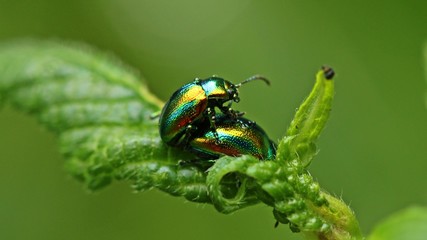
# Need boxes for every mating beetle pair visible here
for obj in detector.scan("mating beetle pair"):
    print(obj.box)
[158,75,276,161]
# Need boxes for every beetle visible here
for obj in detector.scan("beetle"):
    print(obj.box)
[186,114,276,160]
[158,75,270,147]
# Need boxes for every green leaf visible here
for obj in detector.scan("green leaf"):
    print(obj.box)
[368,206,427,240]
[0,40,210,202]
[0,40,362,239]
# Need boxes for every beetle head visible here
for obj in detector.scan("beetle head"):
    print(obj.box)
[223,81,240,103]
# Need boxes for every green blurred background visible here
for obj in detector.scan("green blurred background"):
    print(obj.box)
[1,1,426,239]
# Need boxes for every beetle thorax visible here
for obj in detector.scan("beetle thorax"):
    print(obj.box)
[201,78,234,102]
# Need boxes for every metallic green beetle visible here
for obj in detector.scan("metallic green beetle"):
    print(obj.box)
[158,76,270,147]
[187,114,276,160]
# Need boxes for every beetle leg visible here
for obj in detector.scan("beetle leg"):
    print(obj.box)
[240,119,256,129]
[193,77,201,84]
[213,131,221,144]
[226,102,245,118]
[247,120,256,127]
[210,116,221,144]
[179,124,198,146]
[149,111,161,120]
[206,107,221,144]
[233,110,245,117]
[218,105,245,120]
[206,107,217,128]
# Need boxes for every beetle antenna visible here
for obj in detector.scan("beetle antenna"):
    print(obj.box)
[235,75,270,88]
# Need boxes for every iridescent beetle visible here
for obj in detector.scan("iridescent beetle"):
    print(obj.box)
[158,75,270,147]
[187,114,276,160]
